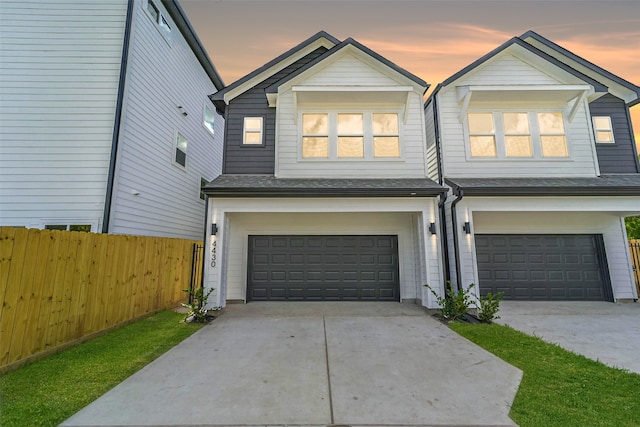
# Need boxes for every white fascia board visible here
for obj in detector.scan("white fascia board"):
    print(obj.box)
[461,196,640,214]
[210,197,433,213]
[292,85,415,92]
[222,38,336,105]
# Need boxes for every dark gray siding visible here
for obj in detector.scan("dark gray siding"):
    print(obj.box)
[590,94,640,174]
[223,47,329,174]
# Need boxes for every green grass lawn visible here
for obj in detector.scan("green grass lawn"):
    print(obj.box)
[0,310,204,427]
[450,322,640,427]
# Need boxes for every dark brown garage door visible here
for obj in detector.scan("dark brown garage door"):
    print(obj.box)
[475,234,612,301]
[247,235,400,301]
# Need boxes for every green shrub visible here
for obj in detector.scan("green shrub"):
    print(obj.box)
[476,291,504,323]
[181,287,214,323]
[425,282,474,320]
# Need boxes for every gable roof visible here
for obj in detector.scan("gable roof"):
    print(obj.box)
[440,35,606,92]
[520,30,640,106]
[162,0,224,90]
[210,31,340,111]
[265,37,428,94]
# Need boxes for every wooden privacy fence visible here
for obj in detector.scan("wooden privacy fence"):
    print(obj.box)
[0,227,203,372]
[629,240,640,297]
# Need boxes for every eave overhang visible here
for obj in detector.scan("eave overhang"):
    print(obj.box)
[445,176,640,197]
[203,176,447,198]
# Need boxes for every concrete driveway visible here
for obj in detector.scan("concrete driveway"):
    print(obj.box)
[496,301,640,374]
[62,302,521,427]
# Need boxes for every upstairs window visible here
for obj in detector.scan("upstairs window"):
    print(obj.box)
[175,132,187,167]
[373,113,400,157]
[302,114,329,157]
[467,111,568,159]
[204,105,215,135]
[468,113,496,157]
[503,113,532,157]
[337,114,364,158]
[593,116,614,143]
[243,117,263,145]
[538,112,567,157]
[200,178,208,200]
[301,111,400,160]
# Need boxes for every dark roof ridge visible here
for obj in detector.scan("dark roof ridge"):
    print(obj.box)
[440,35,606,92]
[520,30,640,104]
[265,36,429,94]
[210,31,340,102]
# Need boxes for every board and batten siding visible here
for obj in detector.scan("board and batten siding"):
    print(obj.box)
[0,0,128,229]
[590,94,640,174]
[107,0,223,240]
[438,53,599,178]
[424,101,440,183]
[223,47,329,175]
[275,55,428,178]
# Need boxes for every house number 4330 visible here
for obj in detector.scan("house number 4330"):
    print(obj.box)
[210,240,217,268]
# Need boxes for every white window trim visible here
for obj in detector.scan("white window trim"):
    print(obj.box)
[243,117,264,146]
[297,109,404,161]
[174,131,188,169]
[41,220,98,232]
[592,116,615,144]
[203,103,216,137]
[143,0,172,45]
[464,109,571,161]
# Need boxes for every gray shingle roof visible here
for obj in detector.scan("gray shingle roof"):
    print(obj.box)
[445,175,640,196]
[203,175,446,197]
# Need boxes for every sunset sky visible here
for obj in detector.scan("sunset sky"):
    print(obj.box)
[180,0,640,146]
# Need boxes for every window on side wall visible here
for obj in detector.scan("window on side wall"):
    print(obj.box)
[145,0,172,38]
[243,117,264,145]
[204,105,215,135]
[175,132,187,167]
[593,116,615,143]
[200,178,208,200]
[45,224,91,232]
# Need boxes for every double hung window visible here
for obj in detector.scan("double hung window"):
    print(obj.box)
[592,116,614,143]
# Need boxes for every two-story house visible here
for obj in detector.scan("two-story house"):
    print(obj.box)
[425,31,640,303]
[0,0,224,240]
[202,32,446,308]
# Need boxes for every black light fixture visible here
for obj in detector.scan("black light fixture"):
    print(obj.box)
[462,222,471,234]
[428,222,437,235]
[211,223,218,235]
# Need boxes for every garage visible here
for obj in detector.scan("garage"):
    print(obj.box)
[475,234,613,301]
[247,235,400,301]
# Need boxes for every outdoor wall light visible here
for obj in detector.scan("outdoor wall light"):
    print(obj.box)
[211,223,218,235]
[463,222,471,234]
[428,222,437,235]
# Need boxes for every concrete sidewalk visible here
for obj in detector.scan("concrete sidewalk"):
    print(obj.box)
[496,301,640,374]
[61,302,522,427]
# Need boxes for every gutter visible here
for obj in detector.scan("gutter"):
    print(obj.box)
[102,0,134,234]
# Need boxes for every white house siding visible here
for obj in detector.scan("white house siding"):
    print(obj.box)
[274,54,428,179]
[204,197,444,308]
[107,0,223,239]
[439,52,599,178]
[424,101,440,183]
[0,0,128,230]
[453,196,640,301]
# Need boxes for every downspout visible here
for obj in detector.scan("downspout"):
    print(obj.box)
[450,187,464,292]
[200,194,210,294]
[431,87,451,289]
[102,0,134,233]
